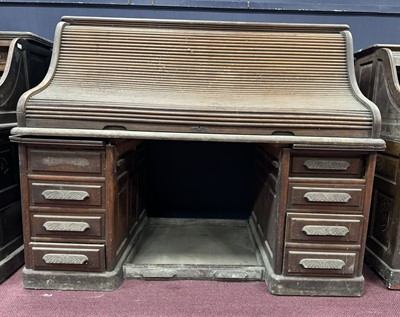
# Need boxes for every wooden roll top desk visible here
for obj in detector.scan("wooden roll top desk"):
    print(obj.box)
[11,17,384,296]
[355,45,400,289]
[0,32,51,282]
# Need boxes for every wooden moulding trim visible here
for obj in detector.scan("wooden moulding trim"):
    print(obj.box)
[0,123,17,129]
[61,16,349,33]
[355,44,400,59]
[10,127,386,150]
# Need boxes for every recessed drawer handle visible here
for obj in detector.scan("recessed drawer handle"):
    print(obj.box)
[303,160,350,171]
[43,221,91,232]
[41,189,90,201]
[299,259,346,270]
[42,254,89,265]
[303,192,351,203]
[302,225,349,237]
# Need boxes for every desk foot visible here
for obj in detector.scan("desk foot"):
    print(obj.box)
[364,246,400,289]
[0,244,24,284]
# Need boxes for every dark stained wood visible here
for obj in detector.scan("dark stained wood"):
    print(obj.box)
[11,18,383,295]
[0,33,51,283]
[29,181,105,207]
[285,213,364,244]
[16,138,142,276]
[30,213,105,241]
[284,249,359,276]
[28,148,103,175]
[291,155,364,178]
[274,148,291,275]
[287,184,365,211]
[0,33,51,124]
[30,242,105,272]
[355,46,400,288]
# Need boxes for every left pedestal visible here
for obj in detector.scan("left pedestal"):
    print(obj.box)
[15,137,145,290]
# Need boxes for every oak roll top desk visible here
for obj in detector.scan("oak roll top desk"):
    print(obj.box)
[0,32,51,282]
[11,17,384,296]
[355,45,400,289]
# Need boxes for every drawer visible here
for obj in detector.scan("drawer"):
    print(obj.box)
[31,214,105,240]
[28,148,104,175]
[29,182,104,208]
[29,242,105,272]
[287,184,364,211]
[284,249,358,277]
[291,156,363,178]
[285,213,363,244]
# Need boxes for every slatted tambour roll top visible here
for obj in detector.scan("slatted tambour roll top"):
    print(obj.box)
[16,17,382,142]
[355,45,400,141]
[0,32,51,125]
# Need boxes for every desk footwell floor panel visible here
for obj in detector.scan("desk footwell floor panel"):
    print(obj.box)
[123,218,265,280]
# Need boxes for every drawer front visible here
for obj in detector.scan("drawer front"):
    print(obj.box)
[284,249,357,276]
[287,184,364,211]
[286,213,363,244]
[30,182,104,208]
[31,214,104,240]
[291,156,363,178]
[28,148,103,175]
[30,243,105,272]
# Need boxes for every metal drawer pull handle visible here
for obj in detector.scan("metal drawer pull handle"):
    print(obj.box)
[41,190,90,201]
[302,225,349,237]
[303,160,350,171]
[42,157,90,168]
[299,259,345,270]
[43,221,90,232]
[116,158,126,167]
[42,254,89,265]
[303,192,351,203]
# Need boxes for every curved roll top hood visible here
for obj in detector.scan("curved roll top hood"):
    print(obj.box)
[15,17,383,148]
[355,45,400,142]
[0,32,52,126]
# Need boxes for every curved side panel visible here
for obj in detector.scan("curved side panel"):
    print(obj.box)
[16,22,64,127]
[344,30,382,139]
